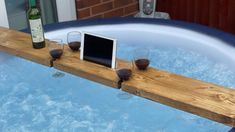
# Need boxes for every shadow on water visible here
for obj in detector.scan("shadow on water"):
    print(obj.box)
[52,71,65,78]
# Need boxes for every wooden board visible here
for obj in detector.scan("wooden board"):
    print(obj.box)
[53,45,121,88]
[122,67,235,127]
[0,27,52,66]
[1,27,235,127]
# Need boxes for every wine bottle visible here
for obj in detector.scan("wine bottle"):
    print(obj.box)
[27,0,45,49]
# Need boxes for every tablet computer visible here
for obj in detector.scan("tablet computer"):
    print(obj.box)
[80,32,117,69]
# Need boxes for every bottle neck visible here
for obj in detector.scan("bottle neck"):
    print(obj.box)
[29,0,36,8]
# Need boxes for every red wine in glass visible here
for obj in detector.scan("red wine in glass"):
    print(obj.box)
[67,31,81,51]
[48,39,65,78]
[50,49,63,59]
[68,41,80,51]
[116,62,133,100]
[116,68,132,81]
[135,59,150,70]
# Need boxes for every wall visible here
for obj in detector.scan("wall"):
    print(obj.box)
[75,0,235,35]
[75,0,139,19]
[157,0,235,35]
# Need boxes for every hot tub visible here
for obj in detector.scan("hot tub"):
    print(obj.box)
[1,18,235,131]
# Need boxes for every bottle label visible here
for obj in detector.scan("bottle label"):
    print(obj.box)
[29,19,44,43]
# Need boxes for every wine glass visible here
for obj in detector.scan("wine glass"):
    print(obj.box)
[116,60,133,100]
[116,61,133,81]
[67,31,81,51]
[48,39,64,60]
[48,39,65,78]
[133,48,150,70]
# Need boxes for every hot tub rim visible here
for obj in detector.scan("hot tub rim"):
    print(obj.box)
[22,17,235,47]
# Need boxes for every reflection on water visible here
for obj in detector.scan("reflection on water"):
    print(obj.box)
[52,72,65,78]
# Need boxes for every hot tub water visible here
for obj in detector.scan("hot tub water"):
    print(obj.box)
[1,23,235,131]
[0,43,233,131]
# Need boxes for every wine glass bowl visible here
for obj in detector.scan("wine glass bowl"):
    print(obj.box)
[48,39,64,60]
[116,68,132,81]
[133,48,150,70]
[115,61,133,100]
[134,59,150,70]
[116,61,133,81]
[67,31,81,51]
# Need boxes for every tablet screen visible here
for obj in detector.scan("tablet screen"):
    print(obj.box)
[81,33,116,68]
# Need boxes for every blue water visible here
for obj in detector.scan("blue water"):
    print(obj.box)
[0,42,234,131]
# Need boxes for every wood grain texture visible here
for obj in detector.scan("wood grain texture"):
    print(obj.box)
[122,67,235,127]
[53,45,121,88]
[157,0,235,35]
[0,27,52,66]
[227,0,235,34]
